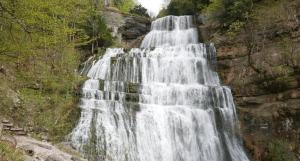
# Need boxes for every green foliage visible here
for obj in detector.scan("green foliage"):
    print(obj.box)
[206,0,253,29]
[264,140,296,161]
[226,20,246,37]
[129,5,150,17]
[280,38,300,71]
[161,0,253,32]
[13,46,85,142]
[259,65,294,93]
[161,0,210,16]
[0,0,113,142]
[77,11,113,52]
[0,141,24,161]
[0,0,90,57]
[113,0,135,13]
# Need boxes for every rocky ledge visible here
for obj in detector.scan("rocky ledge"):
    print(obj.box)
[197,0,300,160]
[102,7,151,48]
[1,135,86,161]
[1,120,86,161]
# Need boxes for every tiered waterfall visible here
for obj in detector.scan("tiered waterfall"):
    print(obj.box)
[71,16,250,161]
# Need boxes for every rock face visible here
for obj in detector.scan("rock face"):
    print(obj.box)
[102,8,151,48]
[198,0,300,160]
[1,135,87,161]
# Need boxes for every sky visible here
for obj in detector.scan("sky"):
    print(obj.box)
[136,0,170,16]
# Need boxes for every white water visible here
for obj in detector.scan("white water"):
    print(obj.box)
[71,16,250,161]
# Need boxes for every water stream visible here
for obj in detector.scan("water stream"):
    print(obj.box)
[71,15,250,161]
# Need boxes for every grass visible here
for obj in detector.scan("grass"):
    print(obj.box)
[0,45,86,142]
[0,141,24,161]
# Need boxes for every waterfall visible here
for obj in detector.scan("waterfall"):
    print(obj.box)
[71,15,250,161]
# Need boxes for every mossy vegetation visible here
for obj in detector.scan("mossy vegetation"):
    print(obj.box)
[263,140,296,161]
[0,141,24,161]
[129,5,150,17]
[0,0,114,142]
[158,0,210,16]
[112,0,135,13]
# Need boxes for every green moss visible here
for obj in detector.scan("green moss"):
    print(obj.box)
[0,46,86,142]
[264,140,296,161]
[0,0,115,144]
[113,0,135,13]
[0,141,24,161]
[18,73,85,142]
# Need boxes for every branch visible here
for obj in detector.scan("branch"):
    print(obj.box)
[0,2,31,34]
[244,22,263,74]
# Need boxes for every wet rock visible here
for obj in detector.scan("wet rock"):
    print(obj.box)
[125,93,140,102]
[126,82,140,93]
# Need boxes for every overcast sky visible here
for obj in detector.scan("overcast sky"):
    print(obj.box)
[136,0,170,16]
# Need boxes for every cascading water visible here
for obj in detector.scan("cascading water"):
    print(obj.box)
[71,15,250,161]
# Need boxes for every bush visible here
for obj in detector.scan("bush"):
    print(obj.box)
[258,65,294,93]
[113,0,135,13]
[206,0,253,29]
[129,5,150,17]
[161,0,210,16]
[264,140,296,161]
[77,13,113,52]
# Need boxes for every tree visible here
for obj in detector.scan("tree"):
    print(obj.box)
[129,5,150,17]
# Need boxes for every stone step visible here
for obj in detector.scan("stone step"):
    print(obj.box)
[3,127,11,130]
[3,123,13,128]
[15,131,27,136]
[2,120,10,124]
[10,127,24,132]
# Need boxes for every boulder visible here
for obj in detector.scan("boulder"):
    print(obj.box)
[14,136,86,161]
[45,154,64,161]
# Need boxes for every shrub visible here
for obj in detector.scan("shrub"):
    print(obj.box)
[78,13,113,52]
[129,5,150,17]
[206,0,253,29]
[113,0,135,13]
[264,140,296,161]
[162,0,210,16]
[258,65,294,93]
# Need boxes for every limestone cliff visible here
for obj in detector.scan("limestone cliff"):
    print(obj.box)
[199,0,300,160]
[102,7,151,48]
